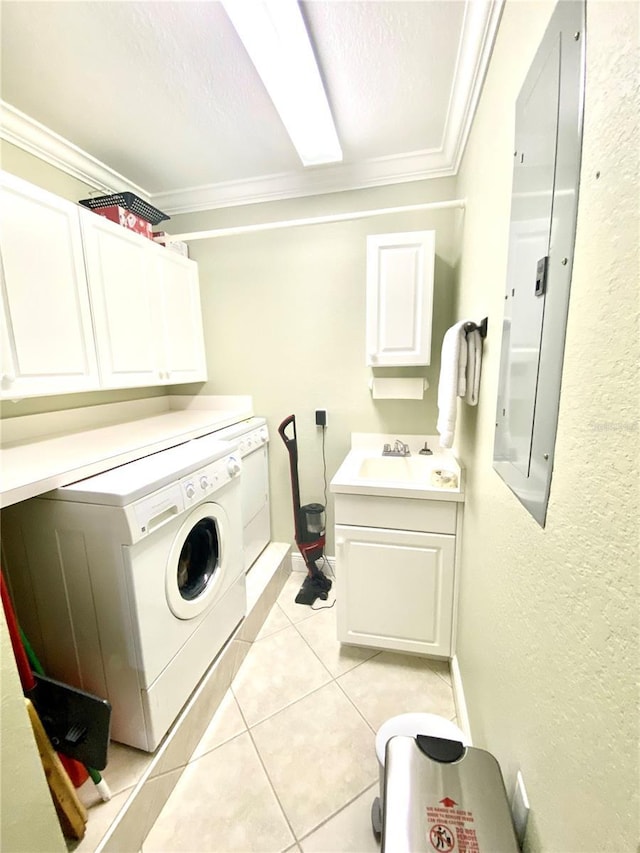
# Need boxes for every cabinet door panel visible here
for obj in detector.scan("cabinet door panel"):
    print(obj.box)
[81,211,161,388]
[366,230,434,366]
[0,173,98,397]
[336,524,454,657]
[156,252,207,383]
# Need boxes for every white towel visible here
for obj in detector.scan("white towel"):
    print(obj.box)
[437,321,468,448]
[464,329,482,406]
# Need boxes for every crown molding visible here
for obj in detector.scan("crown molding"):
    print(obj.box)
[0,0,503,214]
[151,147,454,214]
[0,102,150,198]
[442,0,505,172]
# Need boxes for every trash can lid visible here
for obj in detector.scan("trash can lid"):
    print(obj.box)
[376,713,469,766]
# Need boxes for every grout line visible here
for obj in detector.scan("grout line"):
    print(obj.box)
[229,689,298,843]
[291,608,385,685]
[333,676,378,736]
[296,780,379,845]
[243,713,300,846]
[427,659,454,689]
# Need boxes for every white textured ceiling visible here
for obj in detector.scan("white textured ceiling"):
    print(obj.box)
[0,1,502,213]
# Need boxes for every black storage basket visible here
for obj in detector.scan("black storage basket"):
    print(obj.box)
[79,193,169,225]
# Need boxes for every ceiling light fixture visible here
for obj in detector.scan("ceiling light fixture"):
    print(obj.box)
[221,0,342,167]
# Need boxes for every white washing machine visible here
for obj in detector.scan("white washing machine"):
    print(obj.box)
[203,417,271,571]
[1,436,245,752]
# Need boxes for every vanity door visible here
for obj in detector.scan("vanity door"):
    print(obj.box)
[335,524,455,658]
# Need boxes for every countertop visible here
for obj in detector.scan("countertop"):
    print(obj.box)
[330,432,465,502]
[0,395,253,508]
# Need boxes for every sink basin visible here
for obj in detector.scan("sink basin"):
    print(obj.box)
[357,455,436,483]
[330,437,464,502]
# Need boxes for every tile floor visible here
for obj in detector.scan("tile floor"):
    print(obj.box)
[92,570,458,853]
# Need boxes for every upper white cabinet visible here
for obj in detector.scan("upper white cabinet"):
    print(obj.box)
[154,248,207,385]
[366,230,435,366]
[0,171,207,399]
[80,209,160,389]
[80,211,207,388]
[0,172,100,398]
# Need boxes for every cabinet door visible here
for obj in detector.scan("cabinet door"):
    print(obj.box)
[154,250,207,384]
[0,172,99,398]
[366,230,435,366]
[80,209,163,388]
[335,524,455,657]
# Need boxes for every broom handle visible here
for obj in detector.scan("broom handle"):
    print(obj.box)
[278,415,304,543]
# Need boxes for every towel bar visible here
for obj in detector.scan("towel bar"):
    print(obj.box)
[464,317,488,338]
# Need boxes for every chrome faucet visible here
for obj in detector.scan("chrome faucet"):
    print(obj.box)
[382,439,411,457]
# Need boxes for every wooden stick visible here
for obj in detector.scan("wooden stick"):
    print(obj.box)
[25,699,88,840]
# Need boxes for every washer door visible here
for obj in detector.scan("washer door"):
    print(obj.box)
[166,502,230,620]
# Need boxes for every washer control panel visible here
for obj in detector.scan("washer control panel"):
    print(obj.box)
[181,453,242,506]
[237,425,269,458]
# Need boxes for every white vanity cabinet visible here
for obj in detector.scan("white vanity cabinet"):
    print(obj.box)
[334,493,461,658]
[366,230,435,366]
[80,210,207,388]
[0,172,99,398]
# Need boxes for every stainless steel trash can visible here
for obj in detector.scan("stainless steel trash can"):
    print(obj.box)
[382,735,520,852]
[372,713,469,837]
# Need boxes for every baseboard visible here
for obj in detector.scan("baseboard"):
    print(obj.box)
[290,552,335,575]
[450,655,473,745]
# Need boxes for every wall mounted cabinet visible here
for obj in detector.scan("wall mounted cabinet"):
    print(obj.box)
[0,171,207,400]
[81,211,206,389]
[0,172,100,398]
[366,230,435,366]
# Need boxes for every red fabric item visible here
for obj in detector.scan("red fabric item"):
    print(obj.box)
[1,569,89,789]
[0,569,36,692]
[59,753,90,788]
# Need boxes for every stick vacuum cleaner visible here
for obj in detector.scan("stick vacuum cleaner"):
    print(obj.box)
[278,414,332,606]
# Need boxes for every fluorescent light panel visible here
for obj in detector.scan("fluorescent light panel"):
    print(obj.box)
[222,0,342,166]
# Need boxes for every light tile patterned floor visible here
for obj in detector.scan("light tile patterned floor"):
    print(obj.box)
[140,572,457,853]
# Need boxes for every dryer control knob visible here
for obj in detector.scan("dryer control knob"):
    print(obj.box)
[185,483,196,499]
[200,475,209,490]
[227,457,241,477]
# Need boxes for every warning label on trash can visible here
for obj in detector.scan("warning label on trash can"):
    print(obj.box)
[426,800,479,852]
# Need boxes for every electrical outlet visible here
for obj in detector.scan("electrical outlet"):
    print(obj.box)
[511,770,530,849]
[315,409,327,428]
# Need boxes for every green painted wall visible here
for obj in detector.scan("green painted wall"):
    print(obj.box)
[169,179,459,552]
[453,2,639,850]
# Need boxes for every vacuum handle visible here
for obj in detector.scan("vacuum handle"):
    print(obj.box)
[278,414,297,450]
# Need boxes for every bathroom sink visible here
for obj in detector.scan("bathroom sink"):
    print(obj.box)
[330,434,464,502]
[357,455,436,483]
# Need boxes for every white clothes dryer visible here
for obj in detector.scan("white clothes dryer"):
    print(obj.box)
[201,417,270,571]
[1,436,245,752]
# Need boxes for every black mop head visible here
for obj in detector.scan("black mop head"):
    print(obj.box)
[294,570,332,606]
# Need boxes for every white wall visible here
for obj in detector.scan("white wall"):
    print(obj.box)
[170,180,461,552]
[453,2,639,850]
